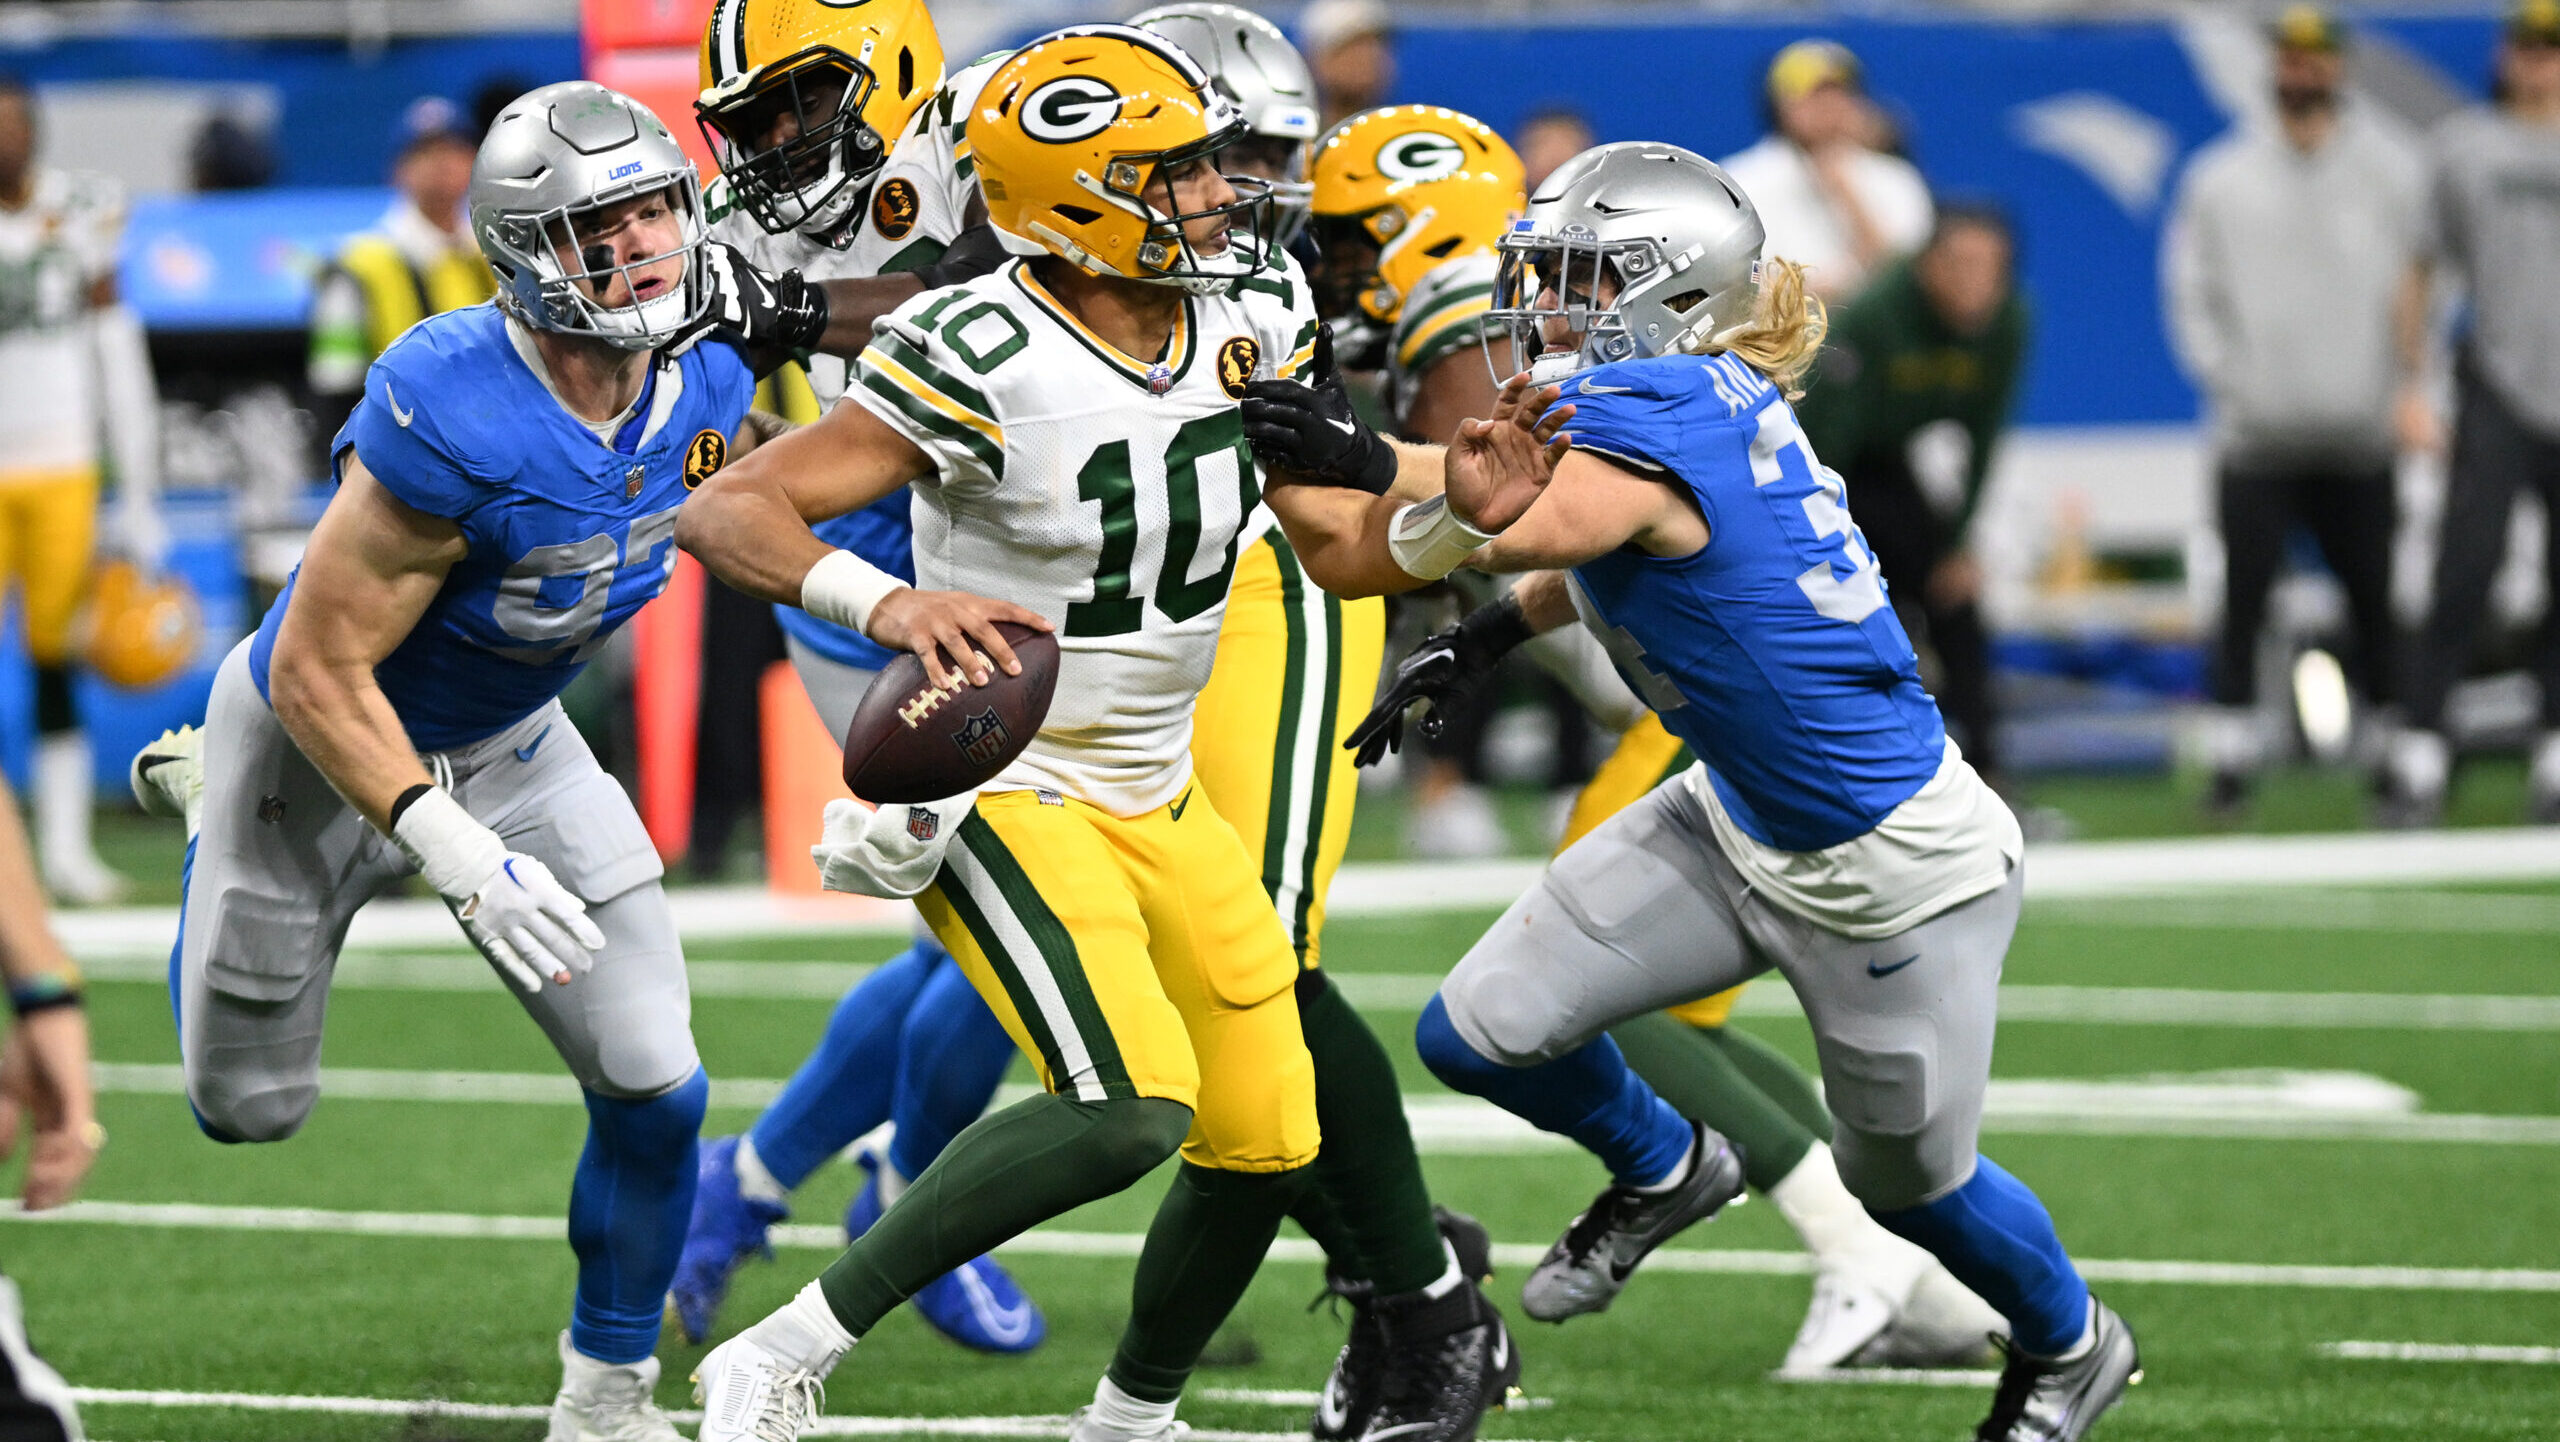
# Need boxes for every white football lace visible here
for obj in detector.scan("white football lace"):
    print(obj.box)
[751,1366,824,1442]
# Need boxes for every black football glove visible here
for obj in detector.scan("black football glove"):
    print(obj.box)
[679,242,830,367]
[1241,323,1399,495]
[1343,592,1537,767]
[912,223,1013,290]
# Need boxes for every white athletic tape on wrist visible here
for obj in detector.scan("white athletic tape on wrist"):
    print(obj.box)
[801,548,910,637]
[1387,496,1499,581]
[388,787,507,901]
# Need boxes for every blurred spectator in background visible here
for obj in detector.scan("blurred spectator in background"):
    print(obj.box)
[1723,39,1932,303]
[187,110,275,191]
[0,769,103,1440]
[305,95,492,438]
[0,75,164,904]
[2388,0,2560,826]
[1800,204,2027,786]
[1302,0,1392,132]
[2163,3,2426,817]
[1515,104,1594,191]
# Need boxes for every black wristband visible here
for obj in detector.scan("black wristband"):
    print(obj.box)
[1458,591,1536,661]
[388,782,435,832]
[780,274,831,354]
[8,975,83,1019]
[1348,429,1399,495]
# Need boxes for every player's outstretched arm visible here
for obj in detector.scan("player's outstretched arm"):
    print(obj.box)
[0,772,99,1211]
[677,398,1048,690]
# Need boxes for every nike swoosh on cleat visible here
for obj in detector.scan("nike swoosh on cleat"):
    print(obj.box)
[515,724,552,763]
[1866,954,1920,978]
[136,754,179,776]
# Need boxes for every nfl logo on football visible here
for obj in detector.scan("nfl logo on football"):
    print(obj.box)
[953,708,1010,768]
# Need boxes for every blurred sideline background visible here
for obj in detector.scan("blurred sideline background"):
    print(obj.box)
[0,0,2543,904]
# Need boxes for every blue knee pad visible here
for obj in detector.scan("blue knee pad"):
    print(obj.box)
[747,939,942,1190]
[570,1067,710,1365]
[1871,1155,2090,1358]
[1418,994,1691,1188]
[885,943,1015,1180]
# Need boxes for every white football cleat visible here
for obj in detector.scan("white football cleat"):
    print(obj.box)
[1065,1405,1191,1442]
[1779,1269,1900,1375]
[129,724,204,823]
[693,1331,828,1442]
[547,1332,684,1442]
[1854,1260,2008,1368]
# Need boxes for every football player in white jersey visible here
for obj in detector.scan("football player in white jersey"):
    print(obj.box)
[0,77,164,904]
[678,26,1553,1442]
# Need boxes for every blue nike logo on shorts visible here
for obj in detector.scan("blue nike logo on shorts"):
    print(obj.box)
[515,724,551,764]
[1867,954,1920,978]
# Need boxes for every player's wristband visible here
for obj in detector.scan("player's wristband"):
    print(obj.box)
[388,787,508,902]
[1387,496,1500,582]
[802,548,911,637]
[7,972,83,1018]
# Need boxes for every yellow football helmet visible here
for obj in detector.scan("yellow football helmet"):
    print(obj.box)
[971,24,1270,295]
[697,0,946,235]
[1308,106,1524,353]
[83,561,200,690]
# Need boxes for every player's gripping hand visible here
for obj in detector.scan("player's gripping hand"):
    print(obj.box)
[681,242,831,358]
[1343,592,1536,766]
[391,788,605,993]
[811,794,974,899]
[868,588,1052,691]
[1445,371,1573,534]
[1242,324,1400,495]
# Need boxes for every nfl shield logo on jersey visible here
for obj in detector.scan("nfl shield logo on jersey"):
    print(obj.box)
[953,708,1011,767]
[905,806,939,843]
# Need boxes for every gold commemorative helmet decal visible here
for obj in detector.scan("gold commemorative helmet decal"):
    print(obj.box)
[1309,106,1525,340]
[697,0,946,236]
[1217,335,1260,398]
[972,24,1274,296]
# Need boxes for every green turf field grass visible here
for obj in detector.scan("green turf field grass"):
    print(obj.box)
[17,885,2560,1441]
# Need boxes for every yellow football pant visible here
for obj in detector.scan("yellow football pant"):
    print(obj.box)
[0,469,99,666]
[920,786,1321,1174]
[1190,532,1385,970]
[1560,712,1745,1030]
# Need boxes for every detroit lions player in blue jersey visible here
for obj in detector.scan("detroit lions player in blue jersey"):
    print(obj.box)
[131,83,755,1442]
[1249,144,2138,1442]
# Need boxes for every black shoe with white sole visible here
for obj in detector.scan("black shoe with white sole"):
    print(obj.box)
[1313,1208,1504,1440]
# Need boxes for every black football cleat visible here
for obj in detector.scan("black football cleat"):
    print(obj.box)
[1355,1281,1517,1442]
[1973,1299,2140,1442]
[1520,1122,1745,1322]
[1312,1208,1506,1441]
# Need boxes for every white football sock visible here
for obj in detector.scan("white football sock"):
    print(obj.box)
[746,1280,856,1375]
[734,1134,789,1205]
[1767,1142,1926,1291]
[1084,1376,1177,1439]
[1631,1129,1697,1195]
[33,732,96,870]
[1421,1241,1464,1300]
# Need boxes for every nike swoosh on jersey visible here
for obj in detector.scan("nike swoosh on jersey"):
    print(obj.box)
[1866,954,1920,979]
[1168,787,1191,821]
[514,724,552,764]
[386,382,416,427]
[1578,379,1636,394]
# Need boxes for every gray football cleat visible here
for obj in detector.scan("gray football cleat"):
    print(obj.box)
[1520,1123,1745,1322]
[1972,1299,2140,1442]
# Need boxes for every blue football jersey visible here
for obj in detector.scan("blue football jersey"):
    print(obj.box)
[1557,351,1946,853]
[773,496,913,672]
[251,303,757,751]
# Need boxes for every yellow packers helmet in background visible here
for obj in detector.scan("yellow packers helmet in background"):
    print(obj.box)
[1308,106,1524,354]
[971,24,1269,295]
[697,0,945,234]
[83,561,201,690]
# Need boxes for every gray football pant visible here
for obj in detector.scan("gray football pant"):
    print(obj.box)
[176,641,698,1142]
[784,633,878,739]
[1439,769,2021,1211]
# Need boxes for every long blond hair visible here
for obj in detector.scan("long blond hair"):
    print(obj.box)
[1702,257,1826,400]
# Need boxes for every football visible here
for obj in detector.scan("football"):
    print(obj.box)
[839,622,1060,803]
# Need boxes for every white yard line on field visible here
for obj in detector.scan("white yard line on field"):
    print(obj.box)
[2319,1341,2560,1365]
[79,1061,2560,1146]
[49,824,2560,961]
[64,1389,1323,1440]
[1769,1367,2003,1388]
[17,1201,2560,1294]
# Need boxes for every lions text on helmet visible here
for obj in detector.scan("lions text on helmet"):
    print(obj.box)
[695,0,946,236]
[973,24,1275,295]
[471,81,713,350]
[1486,142,1810,392]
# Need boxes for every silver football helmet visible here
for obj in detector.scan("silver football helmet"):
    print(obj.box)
[1485,142,1766,385]
[471,81,712,351]
[1129,3,1319,245]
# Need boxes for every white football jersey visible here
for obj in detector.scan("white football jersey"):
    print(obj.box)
[0,168,123,477]
[847,251,1320,815]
